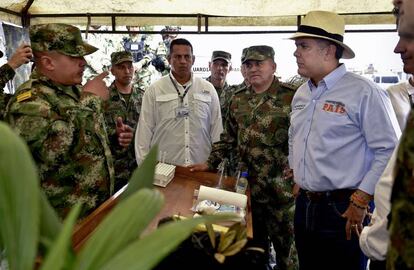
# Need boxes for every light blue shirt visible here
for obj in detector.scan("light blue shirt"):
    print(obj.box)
[289,64,400,194]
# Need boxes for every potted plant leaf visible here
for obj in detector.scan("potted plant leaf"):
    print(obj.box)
[0,122,234,270]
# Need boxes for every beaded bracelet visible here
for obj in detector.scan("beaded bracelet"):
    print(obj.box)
[350,200,368,210]
[350,191,372,209]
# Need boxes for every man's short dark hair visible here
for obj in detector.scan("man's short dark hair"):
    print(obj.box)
[316,38,344,60]
[169,38,193,55]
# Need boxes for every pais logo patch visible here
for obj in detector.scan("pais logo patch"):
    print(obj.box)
[322,100,346,114]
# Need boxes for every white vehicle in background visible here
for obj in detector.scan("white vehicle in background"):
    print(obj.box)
[372,73,400,90]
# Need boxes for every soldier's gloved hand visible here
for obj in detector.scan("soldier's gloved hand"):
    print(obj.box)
[83,71,110,100]
[188,163,209,172]
[8,43,33,70]
[116,117,134,148]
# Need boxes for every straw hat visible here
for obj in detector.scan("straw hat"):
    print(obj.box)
[290,10,355,59]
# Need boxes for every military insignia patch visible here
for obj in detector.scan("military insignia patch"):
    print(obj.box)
[16,91,32,102]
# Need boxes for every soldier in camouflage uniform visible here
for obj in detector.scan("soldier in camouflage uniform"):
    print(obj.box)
[206,50,233,115]
[387,109,414,270]
[0,45,33,120]
[134,55,154,91]
[190,46,297,270]
[223,47,251,121]
[4,23,121,219]
[82,25,123,84]
[105,51,143,191]
[387,1,414,269]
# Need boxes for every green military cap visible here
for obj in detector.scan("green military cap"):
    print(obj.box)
[211,50,231,63]
[30,23,98,57]
[242,45,275,64]
[111,51,133,65]
[240,47,249,63]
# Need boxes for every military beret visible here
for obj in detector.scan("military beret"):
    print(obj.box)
[30,23,98,57]
[211,50,231,63]
[111,51,133,65]
[242,45,275,64]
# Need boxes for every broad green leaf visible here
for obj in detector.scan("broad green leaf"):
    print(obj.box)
[100,214,237,270]
[40,204,81,270]
[38,191,62,249]
[74,188,164,270]
[0,122,40,270]
[120,145,158,200]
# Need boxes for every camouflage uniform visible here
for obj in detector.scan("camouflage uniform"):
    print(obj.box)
[0,63,14,120]
[5,23,115,219]
[134,55,153,91]
[105,51,144,191]
[387,108,414,270]
[82,26,124,84]
[207,47,297,270]
[206,76,233,114]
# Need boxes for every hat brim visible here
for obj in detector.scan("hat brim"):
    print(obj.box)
[59,41,98,57]
[112,57,134,65]
[289,32,355,59]
[211,57,231,63]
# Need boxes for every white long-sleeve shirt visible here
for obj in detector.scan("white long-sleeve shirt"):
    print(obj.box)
[359,144,398,260]
[387,80,414,131]
[135,72,223,166]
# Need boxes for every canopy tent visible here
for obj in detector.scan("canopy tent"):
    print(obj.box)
[0,0,397,33]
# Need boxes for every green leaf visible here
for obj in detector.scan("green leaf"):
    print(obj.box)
[40,204,81,270]
[100,213,236,270]
[120,145,158,200]
[74,188,164,270]
[0,122,40,270]
[38,191,62,249]
[206,222,216,248]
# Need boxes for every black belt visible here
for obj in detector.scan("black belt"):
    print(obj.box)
[299,188,355,202]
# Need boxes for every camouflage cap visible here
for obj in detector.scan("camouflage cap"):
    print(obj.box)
[211,50,231,63]
[111,51,133,65]
[242,45,275,64]
[240,47,249,63]
[30,23,98,57]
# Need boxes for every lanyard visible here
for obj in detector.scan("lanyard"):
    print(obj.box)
[169,75,191,104]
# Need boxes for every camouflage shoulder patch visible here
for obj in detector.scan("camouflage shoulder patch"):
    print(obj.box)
[16,91,33,102]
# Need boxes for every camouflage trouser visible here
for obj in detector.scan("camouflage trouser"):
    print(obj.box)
[250,176,298,270]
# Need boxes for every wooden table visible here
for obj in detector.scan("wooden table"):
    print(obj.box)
[72,166,253,251]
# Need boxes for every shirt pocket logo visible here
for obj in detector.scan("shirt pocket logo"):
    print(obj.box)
[322,100,346,115]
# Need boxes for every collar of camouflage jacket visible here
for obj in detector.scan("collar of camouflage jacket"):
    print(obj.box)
[30,69,81,100]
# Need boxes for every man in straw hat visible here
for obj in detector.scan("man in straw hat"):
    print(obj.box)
[190,45,298,270]
[288,11,400,270]
[4,23,132,218]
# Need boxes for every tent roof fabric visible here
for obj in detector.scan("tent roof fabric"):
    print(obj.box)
[0,0,396,27]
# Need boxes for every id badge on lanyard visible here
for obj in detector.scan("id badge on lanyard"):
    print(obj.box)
[170,75,191,118]
[176,105,189,118]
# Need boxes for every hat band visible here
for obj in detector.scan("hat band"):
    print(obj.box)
[297,25,343,42]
